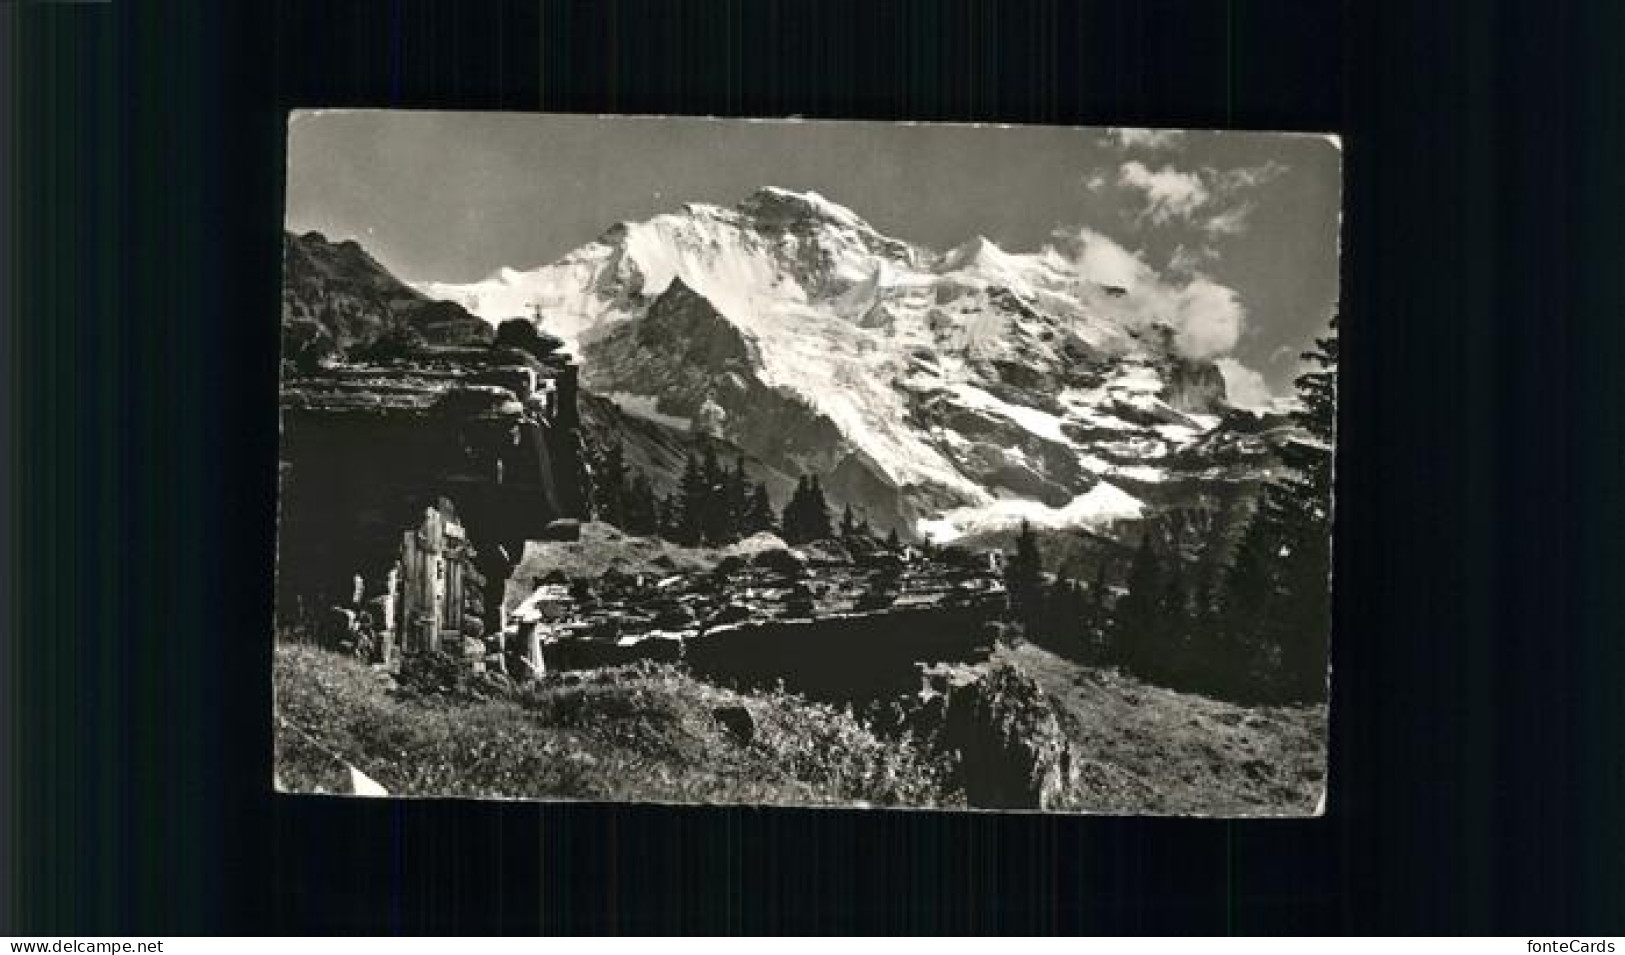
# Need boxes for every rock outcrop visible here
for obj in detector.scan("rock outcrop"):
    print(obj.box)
[941,663,1082,811]
[282,230,493,355]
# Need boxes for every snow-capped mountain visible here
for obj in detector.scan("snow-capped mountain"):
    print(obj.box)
[416,187,1294,540]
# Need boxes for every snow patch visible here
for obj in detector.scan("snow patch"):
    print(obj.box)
[604,392,693,431]
[917,482,1145,543]
[948,383,1071,445]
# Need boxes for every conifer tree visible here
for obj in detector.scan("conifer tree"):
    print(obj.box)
[1113,532,1164,677]
[1272,315,1337,698]
[1004,520,1046,631]
[744,482,778,535]
[805,476,832,540]
[725,457,750,541]
[781,476,808,544]
[652,492,671,539]
[1154,571,1191,685]
[623,472,657,536]
[885,528,902,552]
[1042,572,1088,658]
[697,444,730,545]
[677,453,707,546]
[1218,314,1338,700]
[840,504,859,539]
[779,474,834,543]
[1085,562,1112,657]
[592,436,629,529]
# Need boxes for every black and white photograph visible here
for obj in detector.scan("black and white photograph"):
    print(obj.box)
[272,112,1340,815]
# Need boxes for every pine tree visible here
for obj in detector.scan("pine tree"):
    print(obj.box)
[623,472,657,536]
[1084,562,1112,658]
[885,528,902,552]
[1272,315,1337,699]
[781,476,808,544]
[1155,571,1191,685]
[658,492,681,540]
[697,444,730,545]
[1113,533,1164,677]
[1182,517,1229,688]
[1042,573,1088,658]
[1004,520,1046,632]
[744,482,777,536]
[677,453,707,546]
[1218,314,1338,700]
[592,436,629,529]
[725,457,750,542]
[805,476,832,540]
[839,504,859,539]
[779,474,834,544]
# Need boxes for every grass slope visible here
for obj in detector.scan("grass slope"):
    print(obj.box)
[274,645,958,808]
[995,642,1327,815]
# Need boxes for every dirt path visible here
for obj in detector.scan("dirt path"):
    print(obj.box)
[995,642,1327,816]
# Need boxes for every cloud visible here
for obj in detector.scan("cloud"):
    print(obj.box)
[1112,159,1289,237]
[1169,279,1245,359]
[1215,357,1277,409]
[1052,227,1153,288]
[1212,160,1288,192]
[1167,243,1218,275]
[1118,161,1210,225]
[1107,127,1186,151]
[1049,228,1246,361]
[1201,201,1254,236]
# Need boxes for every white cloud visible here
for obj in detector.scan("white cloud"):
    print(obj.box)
[1215,357,1277,409]
[1167,243,1218,275]
[1111,159,1289,237]
[1118,161,1210,225]
[1212,161,1288,192]
[1202,201,1254,236]
[1052,227,1153,289]
[1107,127,1186,151]
[1049,228,1247,361]
[1169,278,1245,359]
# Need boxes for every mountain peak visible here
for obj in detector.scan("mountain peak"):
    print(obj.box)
[938,234,1024,279]
[737,186,871,230]
[945,234,1002,259]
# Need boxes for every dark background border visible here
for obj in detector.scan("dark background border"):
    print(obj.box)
[5,0,1623,934]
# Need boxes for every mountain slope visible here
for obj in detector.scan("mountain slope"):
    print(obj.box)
[282,230,492,350]
[579,390,799,505]
[417,188,1292,538]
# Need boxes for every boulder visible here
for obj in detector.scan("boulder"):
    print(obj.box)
[751,547,807,576]
[800,538,852,565]
[943,663,1082,811]
[713,705,756,745]
[725,531,791,556]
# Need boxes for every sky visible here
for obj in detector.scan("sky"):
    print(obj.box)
[285,111,1341,397]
